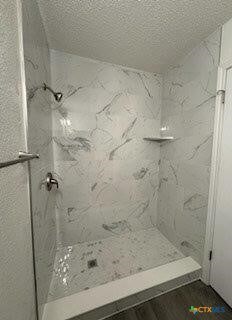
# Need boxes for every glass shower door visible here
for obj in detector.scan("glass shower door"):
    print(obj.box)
[22,0,57,318]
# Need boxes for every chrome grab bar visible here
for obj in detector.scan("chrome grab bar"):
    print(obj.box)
[0,151,39,169]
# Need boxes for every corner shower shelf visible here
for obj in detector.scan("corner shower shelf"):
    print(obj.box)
[143,136,174,142]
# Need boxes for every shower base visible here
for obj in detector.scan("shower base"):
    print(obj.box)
[43,228,201,320]
[48,227,185,301]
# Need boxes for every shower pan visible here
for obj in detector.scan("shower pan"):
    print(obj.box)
[21,0,221,319]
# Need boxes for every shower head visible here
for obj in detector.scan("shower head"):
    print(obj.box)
[54,92,63,102]
[43,83,63,102]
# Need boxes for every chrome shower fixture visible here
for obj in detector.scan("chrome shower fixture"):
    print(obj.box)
[43,83,63,102]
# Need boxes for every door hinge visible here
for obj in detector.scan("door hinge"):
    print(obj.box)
[209,250,213,261]
[217,90,225,104]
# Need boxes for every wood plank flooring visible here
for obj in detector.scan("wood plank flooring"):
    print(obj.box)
[106,281,232,320]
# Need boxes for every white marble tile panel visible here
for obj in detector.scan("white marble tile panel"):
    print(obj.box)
[51,52,162,246]
[157,28,220,266]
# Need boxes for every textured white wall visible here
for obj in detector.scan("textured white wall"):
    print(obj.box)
[0,1,36,320]
[37,0,232,73]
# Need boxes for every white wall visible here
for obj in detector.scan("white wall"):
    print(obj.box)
[0,1,36,319]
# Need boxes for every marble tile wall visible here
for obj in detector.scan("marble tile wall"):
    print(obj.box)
[50,51,162,246]
[22,0,57,316]
[157,29,221,264]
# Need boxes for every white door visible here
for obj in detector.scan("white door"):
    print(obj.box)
[210,67,232,307]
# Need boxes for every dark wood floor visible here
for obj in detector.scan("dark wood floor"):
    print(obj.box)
[106,281,232,320]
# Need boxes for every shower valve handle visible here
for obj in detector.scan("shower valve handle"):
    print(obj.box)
[45,172,59,191]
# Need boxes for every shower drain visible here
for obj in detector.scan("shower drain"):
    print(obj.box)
[87,259,98,269]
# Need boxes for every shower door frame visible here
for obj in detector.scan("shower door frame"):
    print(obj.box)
[202,24,232,283]
[202,65,226,284]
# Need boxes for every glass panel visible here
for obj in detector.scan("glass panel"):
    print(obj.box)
[22,1,56,318]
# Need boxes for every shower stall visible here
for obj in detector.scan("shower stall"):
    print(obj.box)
[21,0,220,319]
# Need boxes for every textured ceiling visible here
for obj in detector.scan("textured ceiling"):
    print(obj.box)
[37,0,232,73]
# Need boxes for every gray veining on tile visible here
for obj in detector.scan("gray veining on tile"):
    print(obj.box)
[51,51,162,246]
[157,29,221,264]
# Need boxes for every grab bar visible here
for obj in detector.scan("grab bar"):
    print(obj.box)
[0,151,39,169]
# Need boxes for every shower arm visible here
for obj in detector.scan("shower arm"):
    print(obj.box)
[43,83,63,102]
